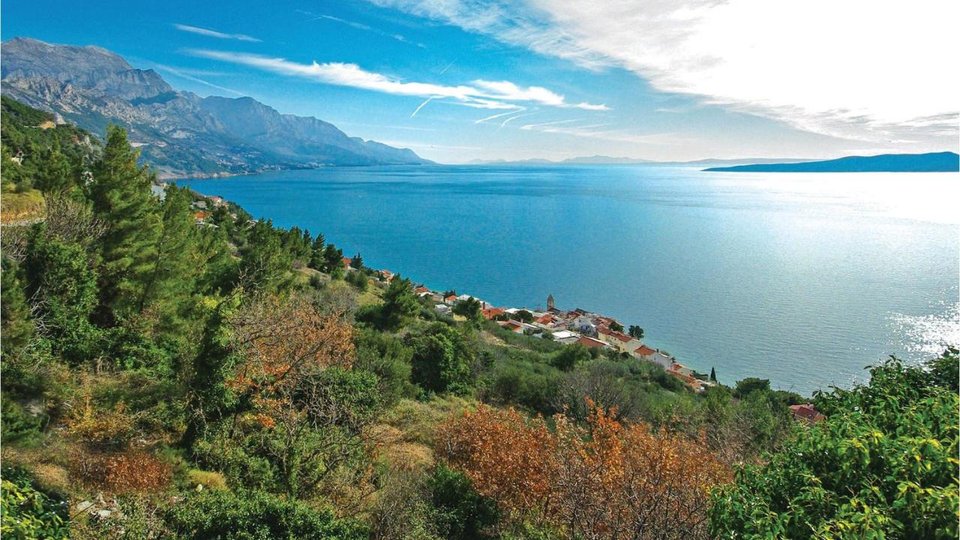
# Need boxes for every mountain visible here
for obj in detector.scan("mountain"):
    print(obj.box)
[704,152,959,173]
[0,38,428,178]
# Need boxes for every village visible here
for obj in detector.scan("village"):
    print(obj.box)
[407,283,717,393]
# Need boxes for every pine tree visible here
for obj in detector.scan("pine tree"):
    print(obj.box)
[137,185,200,327]
[308,233,325,270]
[350,252,364,270]
[238,219,291,294]
[36,143,73,193]
[1,260,35,359]
[90,126,161,322]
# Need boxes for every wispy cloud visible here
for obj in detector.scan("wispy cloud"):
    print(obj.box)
[370,0,959,150]
[297,9,427,48]
[520,119,687,146]
[152,64,244,96]
[187,49,609,111]
[174,23,261,42]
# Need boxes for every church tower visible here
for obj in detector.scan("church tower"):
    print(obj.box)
[547,294,555,311]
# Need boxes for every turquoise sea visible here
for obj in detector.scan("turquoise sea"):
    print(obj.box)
[181,165,960,395]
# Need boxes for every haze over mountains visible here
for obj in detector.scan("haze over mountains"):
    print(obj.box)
[0,38,428,178]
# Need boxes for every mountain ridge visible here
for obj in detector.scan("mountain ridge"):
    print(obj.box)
[0,37,429,178]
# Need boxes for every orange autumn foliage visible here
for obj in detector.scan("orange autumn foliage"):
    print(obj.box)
[228,294,355,399]
[438,401,731,540]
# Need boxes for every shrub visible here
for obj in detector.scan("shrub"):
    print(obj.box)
[428,464,499,540]
[164,489,368,539]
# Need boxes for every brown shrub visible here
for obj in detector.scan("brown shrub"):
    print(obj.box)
[71,450,172,494]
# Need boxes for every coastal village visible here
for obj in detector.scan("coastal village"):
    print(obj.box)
[409,284,716,392]
[184,189,829,417]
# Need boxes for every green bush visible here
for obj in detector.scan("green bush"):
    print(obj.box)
[428,465,499,540]
[164,489,367,539]
[710,351,960,539]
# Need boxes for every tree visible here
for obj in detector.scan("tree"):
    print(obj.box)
[710,367,717,382]
[35,144,74,193]
[552,344,590,371]
[308,233,326,270]
[1,260,34,359]
[409,323,475,394]
[609,321,624,332]
[322,244,343,273]
[733,377,770,398]
[136,185,200,325]
[710,350,960,539]
[238,220,292,294]
[380,276,420,330]
[90,126,161,322]
[452,297,482,322]
[628,325,644,340]
[515,310,534,323]
[23,229,100,363]
[350,252,364,270]
[440,403,730,539]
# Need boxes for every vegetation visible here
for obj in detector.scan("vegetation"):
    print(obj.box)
[1,97,955,539]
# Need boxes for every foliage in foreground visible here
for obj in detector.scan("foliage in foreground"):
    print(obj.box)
[710,348,960,539]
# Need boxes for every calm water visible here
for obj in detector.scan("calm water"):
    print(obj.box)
[181,165,960,395]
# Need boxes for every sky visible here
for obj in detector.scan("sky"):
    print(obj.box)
[3,0,958,163]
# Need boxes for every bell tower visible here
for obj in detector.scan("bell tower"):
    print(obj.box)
[547,294,555,311]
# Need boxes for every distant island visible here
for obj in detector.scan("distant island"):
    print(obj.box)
[704,152,959,173]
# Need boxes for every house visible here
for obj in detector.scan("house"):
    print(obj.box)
[415,286,431,295]
[634,345,657,358]
[576,336,608,349]
[209,196,226,207]
[443,294,458,305]
[534,313,558,327]
[193,211,209,223]
[342,257,353,268]
[572,316,598,336]
[435,304,452,315]
[789,404,825,424]
[551,330,580,345]
[482,307,506,320]
[379,270,395,282]
[597,327,636,352]
[499,320,525,333]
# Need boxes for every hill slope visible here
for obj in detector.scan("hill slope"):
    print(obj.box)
[1,37,428,178]
[704,152,959,173]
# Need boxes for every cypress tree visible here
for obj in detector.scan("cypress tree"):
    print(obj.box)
[90,126,161,322]
[710,367,717,382]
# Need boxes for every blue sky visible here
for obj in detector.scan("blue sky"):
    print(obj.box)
[3,0,957,163]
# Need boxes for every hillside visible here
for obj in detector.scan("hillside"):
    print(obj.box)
[704,151,960,172]
[1,98,956,539]
[1,38,428,178]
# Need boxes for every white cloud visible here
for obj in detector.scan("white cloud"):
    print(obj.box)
[174,24,261,42]
[188,49,608,111]
[370,0,959,148]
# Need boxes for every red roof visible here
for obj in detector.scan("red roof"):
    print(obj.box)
[577,336,606,348]
[342,257,352,267]
[535,313,556,325]
[634,345,656,357]
[612,332,632,343]
[789,404,825,423]
[500,320,524,332]
[482,308,505,320]
[415,286,430,294]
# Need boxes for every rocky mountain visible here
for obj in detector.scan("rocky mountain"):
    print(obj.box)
[1,38,428,177]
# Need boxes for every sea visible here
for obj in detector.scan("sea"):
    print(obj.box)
[180,165,960,396]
